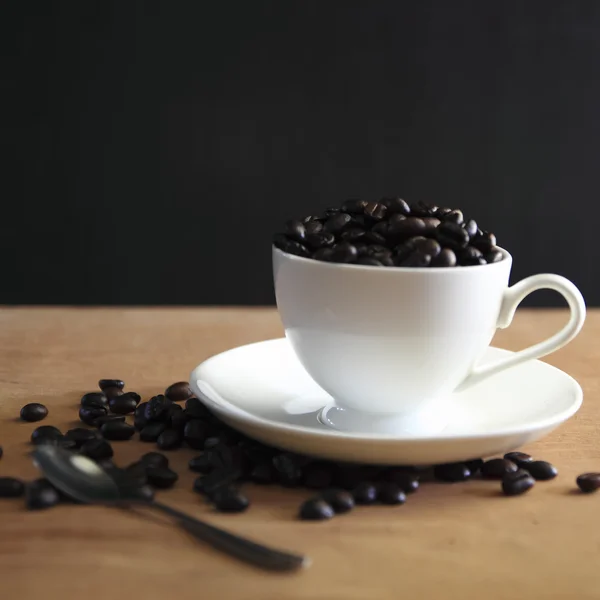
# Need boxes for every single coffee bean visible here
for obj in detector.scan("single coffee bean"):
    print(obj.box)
[123,462,148,486]
[385,198,411,215]
[503,452,533,467]
[100,421,135,441]
[145,394,172,422]
[169,405,189,432]
[472,230,497,253]
[464,219,478,238]
[342,199,368,213]
[213,487,250,513]
[273,453,303,487]
[0,477,25,498]
[184,419,209,450]
[189,454,216,474]
[26,479,60,510]
[443,209,464,225]
[94,414,126,428]
[415,237,441,257]
[323,212,352,234]
[193,469,241,498]
[436,221,470,250]
[81,438,114,460]
[397,250,431,268]
[134,402,149,430]
[20,402,49,422]
[388,217,426,241]
[435,206,453,218]
[486,248,504,263]
[302,215,321,223]
[299,498,335,520]
[329,242,358,263]
[430,248,457,267]
[352,482,378,504]
[576,473,600,493]
[386,471,420,494]
[502,469,535,496]
[140,422,167,442]
[281,239,310,257]
[140,451,169,469]
[103,386,124,400]
[524,460,558,481]
[185,397,209,419]
[356,256,383,266]
[320,489,355,514]
[434,463,471,482]
[410,201,434,217]
[80,392,108,409]
[109,394,138,415]
[79,406,108,426]
[363,201,387,222]
[157,428,183,450]
[64,427,100,448]
[313,248,333,261]
[304,231,336,251]
[481,458,518,479]
[284,219,307,241]
[305,220,323,234]
[459,246,485,266]
[249,463,276,484]
[377,483,407,505]
[146,466,179,489]
[30,425,63,445]
[98,379,124,391]
[465,458,484,476]
[165,381,193,402]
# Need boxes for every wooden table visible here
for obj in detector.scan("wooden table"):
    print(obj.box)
[0,307,598,600]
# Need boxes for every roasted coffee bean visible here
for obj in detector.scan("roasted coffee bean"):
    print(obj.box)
[465,458,484,476]
[323,207,341,216]
[103,386,124,400]
[342,199,367,213]
[481,458,518,479]
[304,231,336,251]
[26,479,60,510]
[329,242,358,263]
[193,469,241,498]
[165,381,193,402]
[472,230,497,253]
[300,464,331,489]
[503,452,533,467]
[276,238,310,257]
[101,421,135,441]
[352,482,378,504]
[323,212,352,234]
[435,206,453,218]
[80,392,108,409]
[385,198,411,215]
[64,427,100,448]
[397,250,431,268]
[332,465,367,491]
[98,379,125,391]
[0,477,25,498]
[459,246,485,266]
[320,489,354,514]
[157,428,183,450]
[388,217,426,241]
[81,438,114,460]
[416,236,441,257]
[145,395,172,422]
[436,222,470,250]
[524,460,557,481]
[313,248,333,261]
[109,394,138,415]
[284,219,307,241]
[364,245,392,261]
[434,463,471,482]
[356,256,383,266]
[410,201,434,217]
[0,446,3,459]
[464,219,478,238]
[30,425,63,445]
[79,406,108,426]
[184,419,209,449]
[213,487,250,513]
[124,462,148,486]
[430,248,457,267]
[140,422,167,442]
[299,498,335,520]
[94,415,126,429]
[443,209,464,225]
[146,466,179,489]
[249,463,276,484]
[363,201,387,221]
[189,454,216,474]
[96,458,116,470]
[486,248,504,263]
[340,228,367,242]
[273,454,303,487]
[20,402,48,422]
[169,405,189,431]
[185,397,209,419]
[377,483,407,505]
[386,471,420,494]
[140,452,169,469]
[134,402,149,430]
[502,469,535,496]
[361,231,385,246]
[305,220,323,234]
[576,473,600,493]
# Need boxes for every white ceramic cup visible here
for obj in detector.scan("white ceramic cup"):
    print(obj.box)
[273,246,586,434]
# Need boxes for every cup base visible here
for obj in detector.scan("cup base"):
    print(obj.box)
[318,399,451,436]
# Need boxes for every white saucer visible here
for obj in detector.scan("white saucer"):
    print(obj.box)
[189,338,582,465]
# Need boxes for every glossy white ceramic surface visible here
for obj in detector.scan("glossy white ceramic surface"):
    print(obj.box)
[189,338,582,465]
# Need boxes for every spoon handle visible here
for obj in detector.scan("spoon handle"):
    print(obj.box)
[147,499,309,572]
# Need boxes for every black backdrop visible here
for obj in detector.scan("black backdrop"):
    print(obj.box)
[3,1,600,306]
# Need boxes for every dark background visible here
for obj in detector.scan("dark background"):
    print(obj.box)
[3,1,600,306]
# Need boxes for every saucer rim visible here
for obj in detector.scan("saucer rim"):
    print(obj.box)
[190,338,582,442]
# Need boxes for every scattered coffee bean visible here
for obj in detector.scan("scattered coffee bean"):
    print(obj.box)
[184,419,209,449]
[249,463,276,484]
[503,452,533,468]
[134,402,149,430]
[101,421,135,441]
[377,483,407,505]
[146,466,179,489]
[98,379,125,391]
[140,452,169,469]
[273,453,303,487]
[576,473,600,493]
[109,393,138,415]
[79,406,107,426]
[0,477,25,498]
[26,479,60,510]
[103,386,124,400]
[502,469,535,496]
[80,438,114,460]
[184,397,209,419]
[20,403,48,422]
[386,471,420,494]
[140,422,167,442]
[299,498,335,521]
[165,382,193,402]
[64,427,100,448]
[145,395,172,422]
[213,487,250,513]
[124,462,148,486]
[524,460,558,481]
[189,454,216,474]
[80,392,108,409]
[352,482,378,505]
[93,414,126,428]
[434,463,471,482]
[30,425,63,445]
[320,489,355,514]
[169,404,189,431]
[156,428,183,450]
[193,469,240,498]
[303,464,333,489]
[465,459,484,476]
[481,458,518,479]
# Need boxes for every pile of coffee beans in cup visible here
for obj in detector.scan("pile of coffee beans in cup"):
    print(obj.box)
[273,198,502,267]
[0,378,595,516]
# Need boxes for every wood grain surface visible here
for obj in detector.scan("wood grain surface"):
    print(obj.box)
[0,307,598,600]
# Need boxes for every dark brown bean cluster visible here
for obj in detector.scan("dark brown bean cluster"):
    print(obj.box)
[273,198,503,268]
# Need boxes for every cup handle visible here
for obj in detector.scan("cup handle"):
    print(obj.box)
[457,274,586,391]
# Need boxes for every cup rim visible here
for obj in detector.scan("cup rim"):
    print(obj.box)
[273,245,512,273]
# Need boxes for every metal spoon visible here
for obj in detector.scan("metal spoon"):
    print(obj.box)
[32,445,309,572]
